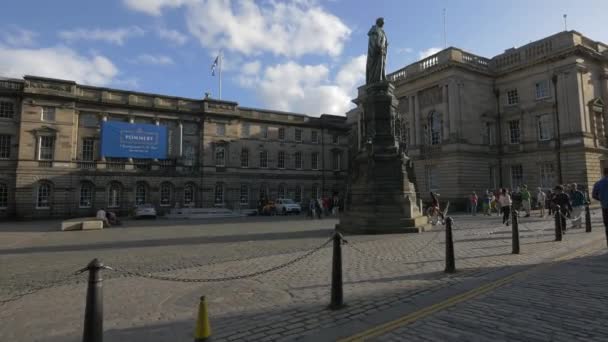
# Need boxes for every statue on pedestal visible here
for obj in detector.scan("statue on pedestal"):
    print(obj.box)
[366,17,388,84]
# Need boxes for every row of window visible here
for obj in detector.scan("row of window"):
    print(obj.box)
[21,181,325,210]
[507,114,552,144]
[425,162,556,193]
[218,122,340,144]
[505,80,550,106]
[32,181,198,209]
[216,183,324,205]
[215,147,342,171]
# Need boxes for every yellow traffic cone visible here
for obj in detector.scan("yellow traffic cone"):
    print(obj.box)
[194,296,211,341]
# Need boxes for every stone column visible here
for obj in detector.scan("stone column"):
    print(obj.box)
[101,115,108,162]
[128,117,135,163]
[442,83,450,140]
[154,119,160,163]
[413,93,420,145]
[447,79,459,140]
[408,95,415,147]
[178,121,184,157]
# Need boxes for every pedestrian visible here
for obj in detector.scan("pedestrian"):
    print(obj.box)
[470,192,478,216]
[96,208,110,227]
[570,183,585,229]
[483,190,493,216]
[332,195,339,216]
[552,185,572,233]
[592,168,608,241]
[316,198,323,219]
[308,198,316,219]
[547,189,555,216]
[511,187,522,216]
[427,192,444,225]
[521,185,531,217]
[536,187,547,218]
[494,189,502,216]
[498,188,512,226]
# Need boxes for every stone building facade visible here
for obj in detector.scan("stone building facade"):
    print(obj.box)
[349,30,608,208]
[0,76,348,219]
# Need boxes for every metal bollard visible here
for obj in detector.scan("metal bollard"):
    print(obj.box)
[329,231,344,310]
[554,205,562,242]
[585,204,592,233]
[512,209,520,254]
[82,258,108,342]
[444,217,456,274]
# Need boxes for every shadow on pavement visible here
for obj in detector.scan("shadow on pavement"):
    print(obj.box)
[0,228,334,255]
[40,251,608,342]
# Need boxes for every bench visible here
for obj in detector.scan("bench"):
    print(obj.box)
[60,217,104,231]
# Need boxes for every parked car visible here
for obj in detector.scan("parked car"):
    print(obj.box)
[275,198,301,215]
[135,203,157,219]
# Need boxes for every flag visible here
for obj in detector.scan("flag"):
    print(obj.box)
[211,55,219,76]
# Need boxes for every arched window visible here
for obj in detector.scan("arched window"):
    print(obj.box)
[278,183,286,199]
[214,183,224,205]
[79,182,94,208]
[108,182,122,208]
[0,183,8,209]
[160,182,173,207]
[184,183,195,206]
[36,181,52,209]
[427,111,442,145]
[215,146,225,167]
[135,182,148,205]
[294,185,302,203]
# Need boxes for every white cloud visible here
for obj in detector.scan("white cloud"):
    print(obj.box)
[241,60,261,75]
[157,27,188,45]
[396,47,413,54]
[2,27,38,47]
[59,26,145,45]
[419,47,442,60]
[123,0,190,16]
[132,53,174,65]
[0,45,118,86]
[239,55,365,116]
[125,0,351,57]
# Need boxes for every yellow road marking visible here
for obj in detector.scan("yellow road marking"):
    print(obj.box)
[338,239,603,342]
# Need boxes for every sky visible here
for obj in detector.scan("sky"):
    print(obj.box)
[1,0,607,117]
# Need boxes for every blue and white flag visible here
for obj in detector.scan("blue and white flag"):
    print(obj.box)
[211,55,219,76]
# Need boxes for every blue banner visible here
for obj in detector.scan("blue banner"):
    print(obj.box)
[100,121,168,159]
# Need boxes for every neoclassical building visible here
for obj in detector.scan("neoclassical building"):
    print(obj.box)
[349,30,608,208]
[0,76,348,219]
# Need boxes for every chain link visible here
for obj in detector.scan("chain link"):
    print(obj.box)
[0,271,84,305]
[111,237,333,283]
[344,230,442,263]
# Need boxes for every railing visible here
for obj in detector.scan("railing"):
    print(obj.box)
[106,161,126,170]
[159,159,174,170]
[462,52,490,67]
[77,161,97,169]
[133,160,151,171]
[419,56,439,71]
[38,161,52,168]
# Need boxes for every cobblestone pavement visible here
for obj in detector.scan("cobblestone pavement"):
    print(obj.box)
[371,246,608,342]
[0,211,606,341]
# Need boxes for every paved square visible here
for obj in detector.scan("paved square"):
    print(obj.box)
[0,211,606,341]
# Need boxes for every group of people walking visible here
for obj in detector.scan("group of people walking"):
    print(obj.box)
[466,184,588,229]
[308,195,340,219]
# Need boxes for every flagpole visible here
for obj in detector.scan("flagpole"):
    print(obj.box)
[219,49,222,100]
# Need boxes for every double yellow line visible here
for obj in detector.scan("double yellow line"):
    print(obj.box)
[339,240,603,341]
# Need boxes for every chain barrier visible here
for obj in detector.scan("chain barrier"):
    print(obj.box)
[343,230,442,263]
[110,236,333,283]
[0,271,84,305]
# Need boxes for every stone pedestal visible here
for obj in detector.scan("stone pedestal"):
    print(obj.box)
[336,82,430,234]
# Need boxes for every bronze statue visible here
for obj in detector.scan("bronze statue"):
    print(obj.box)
[366,17,388,84]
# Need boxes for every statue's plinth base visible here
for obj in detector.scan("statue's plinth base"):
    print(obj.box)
[337,81,430,235]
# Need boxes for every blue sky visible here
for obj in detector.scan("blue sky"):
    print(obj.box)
[1,0,607,116]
